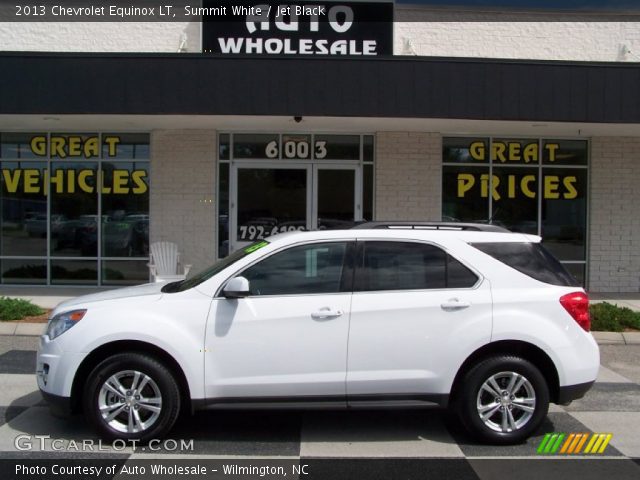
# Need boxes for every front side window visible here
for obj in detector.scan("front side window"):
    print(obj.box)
[356,241,477,292]
[241,242,349,296]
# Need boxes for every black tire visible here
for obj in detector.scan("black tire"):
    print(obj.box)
[453,355,549,445]
[83,353,181,443]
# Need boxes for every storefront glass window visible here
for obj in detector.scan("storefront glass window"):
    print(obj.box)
[219,134,230,160]
[543,140,588,166]
[363,164,374,222]
[102,260,150,286]
[1,259,47,285]
[233,134,280,159]
[282,134,312,159]
[541,167,587,261]
[0,132,150,285]
[50,133,100,159]
[443,137,588,285]
[313,135,360,160]
[491,166,539,234]
[442,166,490,222]
[101,162,149,257]
[1,161,48,256]
[219,133,373,258]
[102,133,150,159]
[218,163,230,258]
[363,136,375,163]
[0,133,45,159]
[50,162,98,257]
[51,259,98,285]
[443,137,489,164]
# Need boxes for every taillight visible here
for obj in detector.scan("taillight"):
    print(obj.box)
[559,292,590,332]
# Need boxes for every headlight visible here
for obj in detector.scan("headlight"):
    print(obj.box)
[47,309,86,340]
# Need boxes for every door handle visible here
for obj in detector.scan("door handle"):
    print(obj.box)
[311,307,344,320]
[441,298,471,311]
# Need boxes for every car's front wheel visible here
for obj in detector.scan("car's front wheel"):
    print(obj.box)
[454,355,549,444]
[83,353,181,442]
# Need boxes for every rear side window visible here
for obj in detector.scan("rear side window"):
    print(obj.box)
[356,241,478,292]
[471,242,579,287]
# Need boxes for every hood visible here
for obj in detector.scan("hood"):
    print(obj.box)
[54,282,166,311]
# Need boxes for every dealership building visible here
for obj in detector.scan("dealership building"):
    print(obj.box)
[0,0,639,292]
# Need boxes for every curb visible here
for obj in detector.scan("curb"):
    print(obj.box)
[0,322,46,336]
[0,323,639,345]
[592,331,640,345]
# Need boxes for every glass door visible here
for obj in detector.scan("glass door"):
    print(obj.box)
[229,164,361,252]
[313,165,361,230]
[230,165,311,250]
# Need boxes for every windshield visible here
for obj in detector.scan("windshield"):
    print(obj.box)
[163,241,270,293]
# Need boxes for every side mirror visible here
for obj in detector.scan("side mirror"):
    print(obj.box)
[223,276,250,299]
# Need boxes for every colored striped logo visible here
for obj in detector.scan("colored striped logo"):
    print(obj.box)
[537,433,613,455]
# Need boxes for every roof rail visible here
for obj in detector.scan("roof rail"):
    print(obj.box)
[351,221,510,233]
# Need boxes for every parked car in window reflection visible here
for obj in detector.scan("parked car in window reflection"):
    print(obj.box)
[78,217,149,257]
[55,215,100,252]
[25,214,66,238]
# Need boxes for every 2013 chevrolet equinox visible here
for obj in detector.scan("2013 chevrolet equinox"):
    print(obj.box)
[37,223,599,444]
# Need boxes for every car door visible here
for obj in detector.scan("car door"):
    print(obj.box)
[205,240,354,403]
[347,240,492,403]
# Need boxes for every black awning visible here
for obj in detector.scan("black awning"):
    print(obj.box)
[1,53,639,123]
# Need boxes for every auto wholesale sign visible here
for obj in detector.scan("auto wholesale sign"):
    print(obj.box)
[201,1,394,56]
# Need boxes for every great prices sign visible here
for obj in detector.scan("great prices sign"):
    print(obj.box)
[202,1,394,56]
[445,139,587,201]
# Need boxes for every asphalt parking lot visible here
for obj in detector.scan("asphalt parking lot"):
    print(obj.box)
[0,335,638,479]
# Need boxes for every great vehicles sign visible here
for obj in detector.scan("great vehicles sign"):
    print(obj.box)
[201,1,394,56]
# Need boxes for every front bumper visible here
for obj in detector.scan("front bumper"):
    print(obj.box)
[557,380,595,405]
[36,334,84,400]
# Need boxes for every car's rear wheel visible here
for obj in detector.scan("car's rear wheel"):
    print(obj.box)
[83,353,181,442]
[454,355,549,444]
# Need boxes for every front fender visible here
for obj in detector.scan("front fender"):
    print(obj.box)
[53,289,211,400]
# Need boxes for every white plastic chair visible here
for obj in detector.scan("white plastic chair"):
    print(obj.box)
[148,241,192,283]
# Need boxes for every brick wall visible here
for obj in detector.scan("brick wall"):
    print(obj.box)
[375,132,442,221]
[0,22,200,52]
[150,130,216,274]
[394,8,640,62]
[589,137,640,292]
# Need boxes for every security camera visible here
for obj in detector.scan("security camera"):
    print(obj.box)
[294,116,303,123]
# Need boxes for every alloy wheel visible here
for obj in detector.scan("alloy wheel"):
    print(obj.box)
[98,370,163,434]
[476,371,536,433]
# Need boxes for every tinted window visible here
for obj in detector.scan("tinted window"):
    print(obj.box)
[175,240,270,292]
[357,242,477,292]
[242,242,348,296]
[471,242,579,287]
[447,255,479,288]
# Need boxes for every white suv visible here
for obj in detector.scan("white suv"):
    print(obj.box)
[37,223,599,444]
